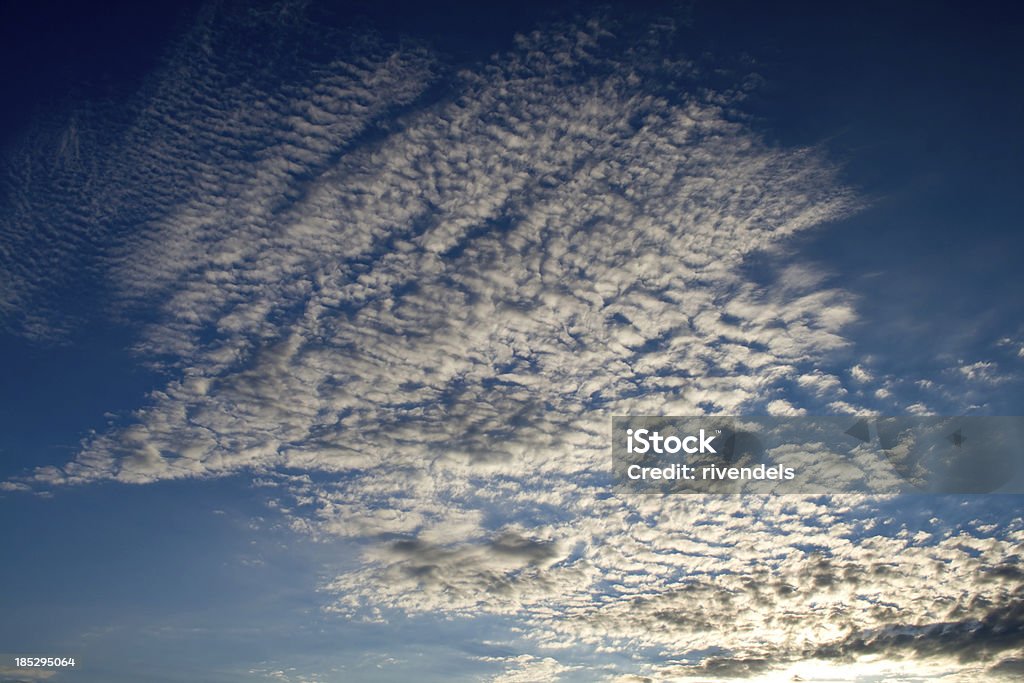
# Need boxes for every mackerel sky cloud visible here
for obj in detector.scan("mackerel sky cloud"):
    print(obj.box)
[1,2,1023,682]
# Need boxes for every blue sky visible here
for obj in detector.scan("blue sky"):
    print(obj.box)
[2,1,1024,681]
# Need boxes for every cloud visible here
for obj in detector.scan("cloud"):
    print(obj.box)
[480,655,581,682]
[955,360,1008,385]
[0,666,57,682]
[815,597,1024,664]
[850,364,873,383]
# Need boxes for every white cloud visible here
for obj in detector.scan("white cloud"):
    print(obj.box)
[955,360,1007,385]
[850,363,872,383]
[481,655,581,682]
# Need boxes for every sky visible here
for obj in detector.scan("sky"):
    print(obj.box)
[1,1,1023,681]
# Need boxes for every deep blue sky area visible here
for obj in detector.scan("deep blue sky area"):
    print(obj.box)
[2,2,1024,682]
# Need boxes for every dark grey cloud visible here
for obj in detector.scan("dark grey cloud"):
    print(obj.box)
[816,596,1024,665]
